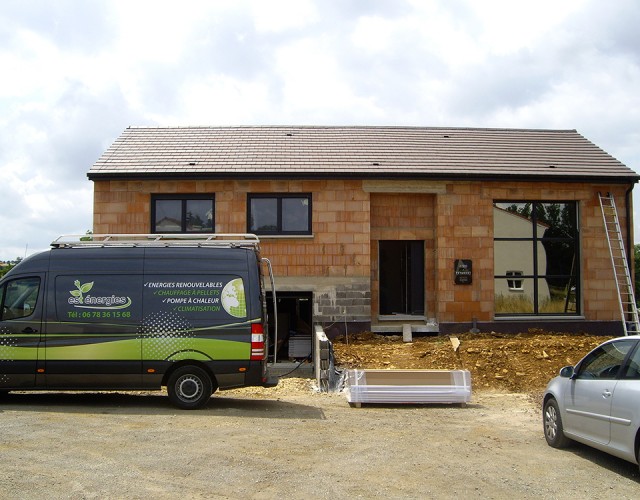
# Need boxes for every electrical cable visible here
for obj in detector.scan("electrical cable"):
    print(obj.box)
[276,353,312,378]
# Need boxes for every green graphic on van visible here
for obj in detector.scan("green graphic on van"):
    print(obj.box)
[0,329,17,384]
[139,311,196,360]
[221,278,246,318]
[68,280,132,310]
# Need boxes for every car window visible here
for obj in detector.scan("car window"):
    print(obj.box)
[622,343,640,380]
[0,277,41,320]
[576,340,634,380]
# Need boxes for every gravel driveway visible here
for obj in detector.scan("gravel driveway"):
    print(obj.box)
[0,383,638,499]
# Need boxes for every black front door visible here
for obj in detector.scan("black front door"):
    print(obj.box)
[379,241,424,316]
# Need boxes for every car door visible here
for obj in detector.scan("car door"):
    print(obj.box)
[564,339,635,445]
[0,275,44,388]
[607,340,640,459]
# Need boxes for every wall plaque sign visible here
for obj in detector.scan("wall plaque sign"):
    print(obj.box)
[454,259,472,285]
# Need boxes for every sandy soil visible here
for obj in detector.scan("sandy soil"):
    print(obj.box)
[1,332,638,499]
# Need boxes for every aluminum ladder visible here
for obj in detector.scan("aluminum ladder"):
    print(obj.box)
[599,193,640,335]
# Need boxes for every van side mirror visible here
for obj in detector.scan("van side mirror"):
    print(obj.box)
[559,366,575,378]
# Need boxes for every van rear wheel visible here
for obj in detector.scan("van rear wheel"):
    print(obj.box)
[167,366,213,410]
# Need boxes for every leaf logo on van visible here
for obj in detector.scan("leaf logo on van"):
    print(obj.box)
[68,280,132,310]
[70,280,94,304]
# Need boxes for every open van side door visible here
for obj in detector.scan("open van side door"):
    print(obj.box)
[0,274,44,389]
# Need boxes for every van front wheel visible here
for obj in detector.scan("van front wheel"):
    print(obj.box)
[167,366,213,410]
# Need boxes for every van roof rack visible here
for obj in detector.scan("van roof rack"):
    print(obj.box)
[51,233,261,249]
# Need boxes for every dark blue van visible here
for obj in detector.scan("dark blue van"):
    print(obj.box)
[0,234,277,409]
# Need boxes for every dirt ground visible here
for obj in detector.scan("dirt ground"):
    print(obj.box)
[331,330,617,398]
[1,331,639,499]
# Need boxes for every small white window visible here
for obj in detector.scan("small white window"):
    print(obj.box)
[506,270,523,291]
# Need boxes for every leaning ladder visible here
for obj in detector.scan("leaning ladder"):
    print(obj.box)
[599,193,640,335]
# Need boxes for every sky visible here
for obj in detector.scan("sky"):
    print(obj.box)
[1,0,639,261]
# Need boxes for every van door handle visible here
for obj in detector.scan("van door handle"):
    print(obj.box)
[22,327,38,333]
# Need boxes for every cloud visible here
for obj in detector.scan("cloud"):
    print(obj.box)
[0,0,639,261]
[250,0,319,33]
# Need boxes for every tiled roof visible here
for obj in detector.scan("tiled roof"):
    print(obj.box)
[88,126,638,181]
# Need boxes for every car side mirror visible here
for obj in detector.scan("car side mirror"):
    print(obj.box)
[559,366,575,378]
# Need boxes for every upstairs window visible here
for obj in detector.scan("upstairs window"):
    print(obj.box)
[151,195,214,233]
[247,194,312,235]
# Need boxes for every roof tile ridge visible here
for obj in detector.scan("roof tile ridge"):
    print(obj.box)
[120,124,580,133]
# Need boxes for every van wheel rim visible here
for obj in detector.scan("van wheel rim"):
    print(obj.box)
[177,375,203,401]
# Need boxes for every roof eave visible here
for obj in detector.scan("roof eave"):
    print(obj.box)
[86,170,640,184]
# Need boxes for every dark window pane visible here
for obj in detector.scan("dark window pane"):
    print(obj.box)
[186,200,214,232]
[541,239,576,279]
[282,198,309,232]
[537,203,577,237]
[577,341,633,379]
[152,196,215,233]
[623,346,640,379]
[2,277,40,320]
[248,194,311,235]
[250,198,278,232]
[155,200,182,232]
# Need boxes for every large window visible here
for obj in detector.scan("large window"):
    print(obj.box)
[247,194,312,235]
[151,195,214,233]
[493,201,579,315]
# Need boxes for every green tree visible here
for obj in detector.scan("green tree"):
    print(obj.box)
[0,257,23,278]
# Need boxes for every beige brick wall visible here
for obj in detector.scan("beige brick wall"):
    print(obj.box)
[434,181,633,323]
[94,179,371,278]
[370,192,436,320]
[93,178,634,326]
[436,183,493,323]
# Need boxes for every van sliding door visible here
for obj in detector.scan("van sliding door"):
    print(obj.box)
[47,270,144,388]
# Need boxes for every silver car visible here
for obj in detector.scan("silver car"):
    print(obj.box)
[543,335,640,471]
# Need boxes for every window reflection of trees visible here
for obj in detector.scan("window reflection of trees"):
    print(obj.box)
[494,202,578,315]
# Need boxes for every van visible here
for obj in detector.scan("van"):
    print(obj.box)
[0,234,277,409]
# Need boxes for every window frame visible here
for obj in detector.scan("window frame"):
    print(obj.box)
[247,193,312,236]
[493,200,579,316]
[151,194,215,234]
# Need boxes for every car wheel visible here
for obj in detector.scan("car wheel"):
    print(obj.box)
[167,366,213,410]
[543,398,571,448]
